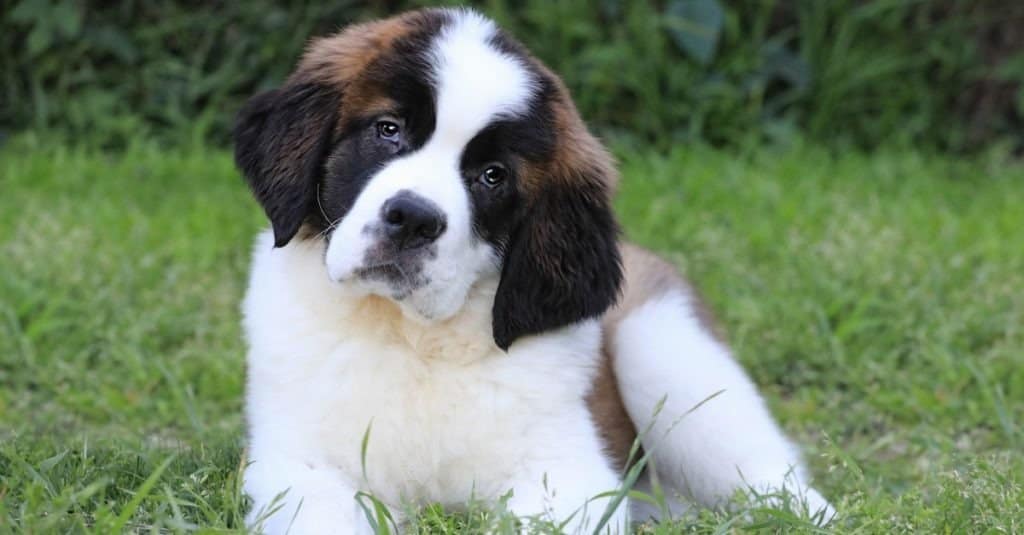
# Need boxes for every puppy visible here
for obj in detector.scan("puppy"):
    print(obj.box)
[233,7,833,534]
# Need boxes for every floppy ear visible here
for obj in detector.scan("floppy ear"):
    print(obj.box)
[492,166,623,350]
[233,81,340,247]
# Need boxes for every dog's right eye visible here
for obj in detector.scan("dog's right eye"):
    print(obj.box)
[479,164,508,187]
[376,120,401,140]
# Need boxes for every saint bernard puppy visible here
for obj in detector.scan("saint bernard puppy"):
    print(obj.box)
[234,7,834,534]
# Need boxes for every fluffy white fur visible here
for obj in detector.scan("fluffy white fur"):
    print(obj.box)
[613,292,835,523]
[245,231,624,533]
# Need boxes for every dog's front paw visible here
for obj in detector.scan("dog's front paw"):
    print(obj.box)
[249,494,375,535]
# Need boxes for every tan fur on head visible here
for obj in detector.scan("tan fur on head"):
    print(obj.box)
[549,84,620,192]
[297,15,416,86]
[519,72,620,198]
[291,11,441,132]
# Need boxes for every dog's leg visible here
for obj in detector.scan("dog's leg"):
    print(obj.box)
[611,290,835,523]
[504,447,628,534]
[244,455,374,535]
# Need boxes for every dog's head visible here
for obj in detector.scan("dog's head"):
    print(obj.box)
[234,8,621,350]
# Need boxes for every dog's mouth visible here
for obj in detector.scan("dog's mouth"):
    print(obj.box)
[349,259,430,302]
[353,263,407,281]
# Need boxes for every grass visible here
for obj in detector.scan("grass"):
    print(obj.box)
[1,137,1022,533]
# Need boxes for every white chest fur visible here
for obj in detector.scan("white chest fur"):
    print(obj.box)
[241,232,610,513]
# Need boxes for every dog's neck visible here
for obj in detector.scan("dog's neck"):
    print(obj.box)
[258,231,509,364]
[248,229,601,386]
[339,278,500,364]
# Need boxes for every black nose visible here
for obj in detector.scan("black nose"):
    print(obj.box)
[380,192,447,250]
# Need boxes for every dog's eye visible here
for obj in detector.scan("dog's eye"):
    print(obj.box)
[480,165,507,187]
[376,120,401,140]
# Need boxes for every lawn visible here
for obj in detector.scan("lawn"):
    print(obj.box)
[1,138,1022,533]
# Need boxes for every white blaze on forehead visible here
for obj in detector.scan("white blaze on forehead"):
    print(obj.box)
[324,10,533,322]
[429,10,536,147]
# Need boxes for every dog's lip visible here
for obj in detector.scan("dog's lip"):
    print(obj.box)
[353,262,406,280]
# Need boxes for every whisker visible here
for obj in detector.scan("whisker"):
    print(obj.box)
[316,217,343,240]
[314,185,345,239]
[314,182,335,224]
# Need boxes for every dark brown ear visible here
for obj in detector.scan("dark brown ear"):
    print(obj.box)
[492,165,623,350]
[233,81,340,247]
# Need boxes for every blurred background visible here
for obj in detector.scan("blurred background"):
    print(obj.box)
[2,0,1022,151]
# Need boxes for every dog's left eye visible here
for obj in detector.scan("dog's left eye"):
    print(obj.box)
[376,120,401,140]
[479,164,508,187]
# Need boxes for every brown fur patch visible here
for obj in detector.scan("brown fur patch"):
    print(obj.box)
[514,61,619,200]
[289,11,437,132]
[586,350,637,473]
[546,83,619,193]
[603,242,723,340]
[296,15,416,87]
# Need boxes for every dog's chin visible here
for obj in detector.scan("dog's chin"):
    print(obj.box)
[351,264,419,299]
[341,265,471,325]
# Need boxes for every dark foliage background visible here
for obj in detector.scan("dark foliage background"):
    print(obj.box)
[2,0,1022,151]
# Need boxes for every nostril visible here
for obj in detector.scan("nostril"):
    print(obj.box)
[384,207,405,226]
[417,219,446,240]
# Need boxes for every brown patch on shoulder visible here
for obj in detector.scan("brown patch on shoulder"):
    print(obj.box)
[586,349,638,473]
[603,242,723,341]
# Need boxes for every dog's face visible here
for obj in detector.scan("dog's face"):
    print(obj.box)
[234,8,621,349]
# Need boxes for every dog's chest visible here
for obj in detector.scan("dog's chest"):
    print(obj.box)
[250,331,593,504]
[243,240,601,504]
